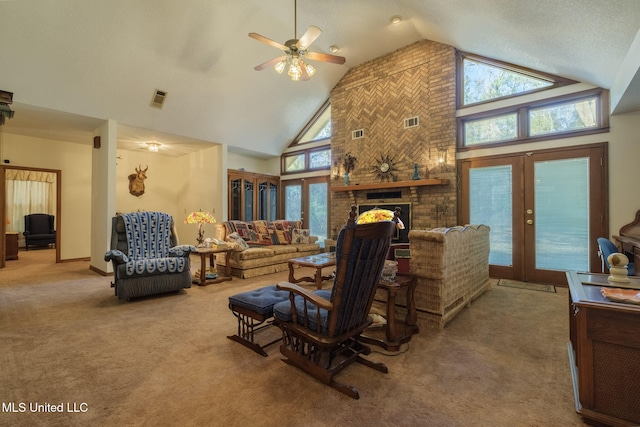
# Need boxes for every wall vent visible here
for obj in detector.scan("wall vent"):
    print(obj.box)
[352,129,364,139]
[404,116,419,129]
[150,89,167,108]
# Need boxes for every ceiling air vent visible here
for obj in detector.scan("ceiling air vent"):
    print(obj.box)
[404,116,419,129]
[150,89,167,109]
[352,129,364,140]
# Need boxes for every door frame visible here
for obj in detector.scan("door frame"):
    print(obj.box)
[459,142,608,284]
[1,165,62,267]
[281,176,330,232]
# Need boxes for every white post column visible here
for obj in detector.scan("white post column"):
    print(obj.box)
[90,119,117,274]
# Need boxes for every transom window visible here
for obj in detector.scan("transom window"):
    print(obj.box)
[459,89,607,148]
[458,52,576,108]
[282,100,332,175]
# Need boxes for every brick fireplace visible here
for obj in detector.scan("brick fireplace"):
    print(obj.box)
[329,39,458,237]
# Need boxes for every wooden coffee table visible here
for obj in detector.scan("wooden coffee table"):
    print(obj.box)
[288,253,336,289]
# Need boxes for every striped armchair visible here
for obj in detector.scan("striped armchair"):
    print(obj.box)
[105,212,195,300]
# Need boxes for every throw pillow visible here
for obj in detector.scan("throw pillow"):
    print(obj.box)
[292,228,310,244]
[225,232,249,251]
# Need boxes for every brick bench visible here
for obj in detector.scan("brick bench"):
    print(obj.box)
[227,285,290,356]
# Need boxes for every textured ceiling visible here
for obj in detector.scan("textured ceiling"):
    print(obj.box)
[1,0,639,158]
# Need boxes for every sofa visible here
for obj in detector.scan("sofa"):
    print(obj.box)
[214,219,321,279]
[408,225,490,330]
[105,212,196,300]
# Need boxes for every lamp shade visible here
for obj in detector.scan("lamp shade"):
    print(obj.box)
[184,211,216,225]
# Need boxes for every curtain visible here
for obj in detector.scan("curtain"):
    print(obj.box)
[5,169,56,234]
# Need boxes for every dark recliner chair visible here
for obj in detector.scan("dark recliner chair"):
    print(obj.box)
[23,213,56,250]
[104,212,196,300]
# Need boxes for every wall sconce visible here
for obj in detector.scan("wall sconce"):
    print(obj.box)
[332,161,341,180]
[147,142,161,153]
[438,146,447,165]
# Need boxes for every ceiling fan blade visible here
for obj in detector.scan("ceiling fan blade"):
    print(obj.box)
[254,56,284,71]
[296,25,322,49]
[305,51,346,65]
[248,32,288,51]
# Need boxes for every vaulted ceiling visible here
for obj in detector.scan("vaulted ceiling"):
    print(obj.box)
[1,0,639,159]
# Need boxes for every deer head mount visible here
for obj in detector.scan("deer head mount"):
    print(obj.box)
[128,165,148,197]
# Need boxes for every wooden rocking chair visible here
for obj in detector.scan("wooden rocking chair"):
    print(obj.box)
[272,206,397,399]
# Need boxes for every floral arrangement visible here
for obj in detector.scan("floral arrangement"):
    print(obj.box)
[184,210,216,247]
[343,152,357,174]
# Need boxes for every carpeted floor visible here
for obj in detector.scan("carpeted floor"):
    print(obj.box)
[0,249,587,426]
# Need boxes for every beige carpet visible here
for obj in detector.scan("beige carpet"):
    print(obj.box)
[0,249,587,426]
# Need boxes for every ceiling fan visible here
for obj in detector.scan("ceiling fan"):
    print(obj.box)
[249,0,346,81]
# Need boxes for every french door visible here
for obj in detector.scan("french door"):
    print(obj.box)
[459,144,607,284]
[282,176,329,244]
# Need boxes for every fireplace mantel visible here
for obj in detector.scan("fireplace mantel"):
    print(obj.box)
[330,178,449,204]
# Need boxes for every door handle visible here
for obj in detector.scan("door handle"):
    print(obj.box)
[527,219,533,225]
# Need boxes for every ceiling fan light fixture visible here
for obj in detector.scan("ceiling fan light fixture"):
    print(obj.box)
[390,15,402,24]
[305,62,316,77]
[288,57,302,81]
[329,45,339,53]
[248,0,345,81]
[274,57,287,74]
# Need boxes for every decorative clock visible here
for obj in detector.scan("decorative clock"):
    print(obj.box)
[373,154,398,182]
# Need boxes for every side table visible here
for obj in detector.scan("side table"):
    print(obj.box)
[193,246,234,285]
[6,232,19,260]
[361,274,419,351]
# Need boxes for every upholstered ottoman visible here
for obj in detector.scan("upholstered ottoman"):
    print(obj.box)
[227,285,290,356]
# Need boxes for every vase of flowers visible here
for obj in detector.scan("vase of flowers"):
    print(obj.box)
[342,152,357,185]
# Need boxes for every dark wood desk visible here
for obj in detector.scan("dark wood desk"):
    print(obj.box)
[361,274,419,351]
[566,271,640,426]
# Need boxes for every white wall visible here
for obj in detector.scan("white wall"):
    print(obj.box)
[1,133,92,260]
[608,110,640,235]
[1,131,229,260]
[115,149,183,217]
[228,152,280,175]
[175,145,225,245]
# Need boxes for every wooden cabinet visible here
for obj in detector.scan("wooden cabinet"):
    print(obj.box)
[5,232,19,260]
[566,271,640,426]
[228,170,279,221]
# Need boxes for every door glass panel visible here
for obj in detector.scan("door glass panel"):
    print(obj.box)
[269,182,278,221]
[469,166,513,266]
[308,182,328,242]
[244,181,254,221]
[284,184,302,221]
[534,158,589,271]
[230,178,242,220]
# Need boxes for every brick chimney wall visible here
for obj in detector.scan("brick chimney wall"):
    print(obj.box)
[329,40,458,237]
